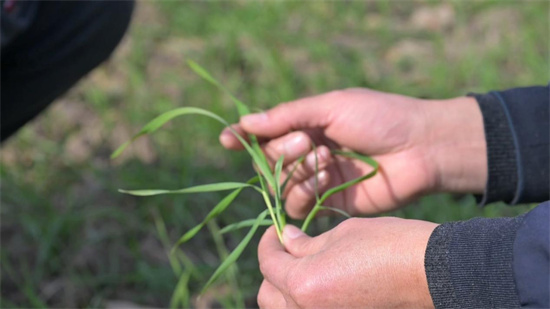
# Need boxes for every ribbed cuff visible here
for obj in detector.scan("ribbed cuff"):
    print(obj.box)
[470,92,518,205]
[425,216,524,309]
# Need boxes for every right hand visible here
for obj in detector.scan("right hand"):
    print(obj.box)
[219,88,487,218]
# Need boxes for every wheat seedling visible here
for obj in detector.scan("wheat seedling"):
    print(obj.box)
[112,61,379,295]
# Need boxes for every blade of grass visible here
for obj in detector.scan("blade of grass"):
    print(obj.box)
[109,107,274,189]
[112,107,227,159]
[274,155,285,199]
[281,155,305,192]
[169,269,191,309]
[201,209,269,294]
[311,142,320,203]
[258,172,282,242]
[317,206,352,218]
[187,61,275,191]
[153,210,183,276]
[220,219,274,234]
[207,220,244,308]
[273,155,285,227]
[119,182,259,197]
[302,151,379,232]
[172,177,259,250]
[318,150,378,205]
[188,60,250,116]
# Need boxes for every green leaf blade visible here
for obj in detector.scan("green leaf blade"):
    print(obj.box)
[187,60,250,116]
[319,151,379,205]
[119,182,257,197]
[111,107,230,159]
[173,177,259,247]
[317,206,351,218]
[220,218,273,234]
[201,210,269,294]
[274,155,284,196]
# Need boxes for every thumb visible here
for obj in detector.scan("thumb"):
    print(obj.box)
[239,93,337,138]
[282,225,322,257]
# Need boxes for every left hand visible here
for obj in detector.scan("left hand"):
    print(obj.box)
[257,218,438,308]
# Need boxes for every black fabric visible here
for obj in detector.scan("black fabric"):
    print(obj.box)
[494,86,550,204]
[426,216,524,309]
[1,1,134,141]
[0,0,38,48]
[474,92,518,204]
[472,85,550,205]
[513,202,550,308]
[424,224,457,308]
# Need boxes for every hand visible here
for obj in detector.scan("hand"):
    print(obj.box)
[220,88,487,218]
[257,218,439,308]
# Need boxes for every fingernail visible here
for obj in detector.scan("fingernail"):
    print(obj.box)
[316,170,329,186]
[219,130,233,145]
[283,134,309,157]
[303,170,329,193]
[305,148,327,169]
[241,113,268,126]
[283,225,304,240]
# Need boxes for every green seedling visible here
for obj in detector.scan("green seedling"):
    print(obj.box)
[112,61,379,295]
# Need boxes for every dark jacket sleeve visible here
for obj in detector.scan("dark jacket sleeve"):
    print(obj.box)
[425,202,549,309]
[473,85,549,205]
[425,85,550,308]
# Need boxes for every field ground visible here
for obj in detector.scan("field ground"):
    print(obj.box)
[1,1,548,308]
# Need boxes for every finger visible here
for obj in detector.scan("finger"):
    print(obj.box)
[281,146,331,195]
[219,124,248,150]
[262,131,311,168]
[258,226,296,292]
[257,280,287,309]
[239,93,338,138]
[219,124,269,150]
[284,170,330,219]
[282,225,326,258]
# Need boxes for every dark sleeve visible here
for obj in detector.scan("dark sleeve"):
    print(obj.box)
[425,202,549,309]
[513,201,550,308]
[1,0,38,48]
[472,85,549,205]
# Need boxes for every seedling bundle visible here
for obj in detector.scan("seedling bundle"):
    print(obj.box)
[112,61,378,294]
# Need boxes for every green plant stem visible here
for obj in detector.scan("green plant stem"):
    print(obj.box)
[261,189,283,243]
[301,202,322,232]
[258,173,284,243]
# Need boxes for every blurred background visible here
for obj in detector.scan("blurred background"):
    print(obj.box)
[1,1,548,308]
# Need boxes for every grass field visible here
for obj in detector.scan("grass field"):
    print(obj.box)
[1,1,548,308]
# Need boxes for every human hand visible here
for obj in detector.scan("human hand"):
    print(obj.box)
[220,88,487,218]
[256,218,438,308]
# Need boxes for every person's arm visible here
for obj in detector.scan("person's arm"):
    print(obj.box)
[257,218,439,309]
[222,85,548,307]
[426,85,550,308]
[220,88,489,218]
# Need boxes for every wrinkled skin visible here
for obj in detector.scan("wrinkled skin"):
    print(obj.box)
[219,88,487,308]
[220,88,486,218]
[257,219,438,309]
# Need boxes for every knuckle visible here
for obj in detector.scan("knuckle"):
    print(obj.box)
[288,270,318,307]
[258,258,270,277]
[275,101,293,116]
[335,217,362,233]
[326,89,347,98]
[257,291,266,308]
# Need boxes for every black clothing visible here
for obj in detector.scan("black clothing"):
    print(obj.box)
[475,86,550,205]
[0,0,134,141]
[426,85,550,309]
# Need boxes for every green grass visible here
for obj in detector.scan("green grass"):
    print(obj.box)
[1,1,547,308]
